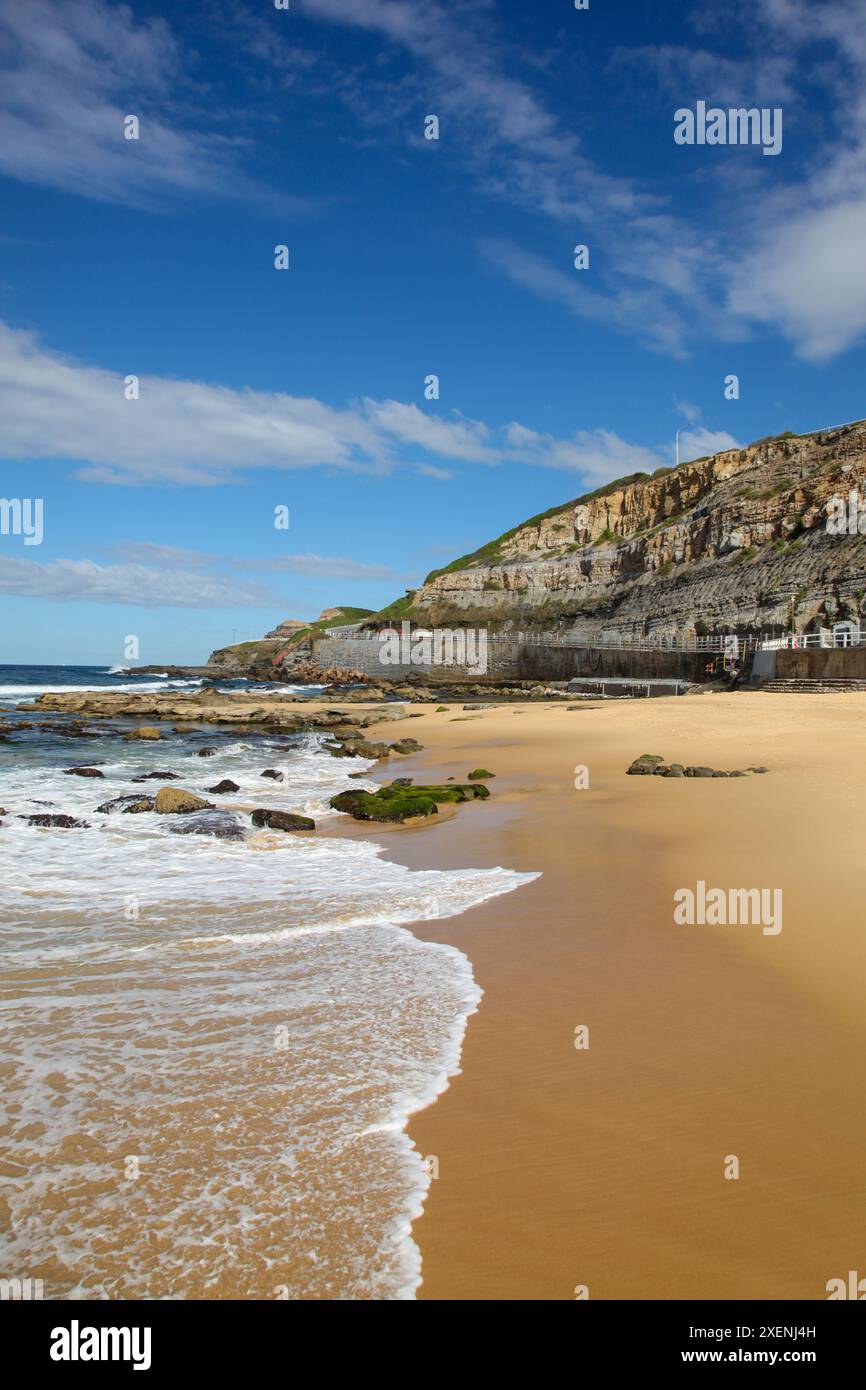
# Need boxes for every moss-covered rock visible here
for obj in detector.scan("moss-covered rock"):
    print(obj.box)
[329,781,490,823]
[468,768,495,780]
[251,809,315,832]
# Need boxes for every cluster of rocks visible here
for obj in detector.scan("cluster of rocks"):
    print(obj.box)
[322,733,423,760]
[626,754,769,778]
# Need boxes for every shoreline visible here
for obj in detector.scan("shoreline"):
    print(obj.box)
[5,685,866,1299]
[354,692,866,1301]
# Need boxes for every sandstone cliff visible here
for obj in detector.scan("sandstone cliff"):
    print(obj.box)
[394,420,866,640]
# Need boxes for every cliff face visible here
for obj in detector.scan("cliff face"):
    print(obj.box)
[405,421,866,639]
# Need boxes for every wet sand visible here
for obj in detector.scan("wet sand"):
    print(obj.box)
[356,692,866,1301]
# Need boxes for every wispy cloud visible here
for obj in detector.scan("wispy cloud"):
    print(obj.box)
[246,553,403,581]
[0,321,465,482]
[480,238,689,357]
[504,422,740,479]
[0,0,295,211]
[113,541,406,583]
[0,556,281,607]
[296,0,866,362]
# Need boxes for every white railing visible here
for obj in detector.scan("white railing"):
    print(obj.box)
[330,624,866,654]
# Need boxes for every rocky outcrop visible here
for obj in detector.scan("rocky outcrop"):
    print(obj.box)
[25,692,409,729]
[397,421,866,640]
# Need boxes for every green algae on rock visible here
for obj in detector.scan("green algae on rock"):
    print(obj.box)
[329,781,490,823]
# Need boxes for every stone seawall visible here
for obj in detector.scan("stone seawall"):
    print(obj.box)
[312,635,708,684]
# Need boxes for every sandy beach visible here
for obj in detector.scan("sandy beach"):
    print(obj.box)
[347,690,866,1301]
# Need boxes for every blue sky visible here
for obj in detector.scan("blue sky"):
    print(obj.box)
[1,0,865,664]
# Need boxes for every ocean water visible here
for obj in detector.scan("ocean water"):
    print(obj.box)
[0,667,537,1299]
[0,662,318,704]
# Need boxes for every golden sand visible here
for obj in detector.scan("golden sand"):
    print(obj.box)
[353,691,866,1301]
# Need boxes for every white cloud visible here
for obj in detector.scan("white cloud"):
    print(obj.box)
[480,238,690,357]
[0,321,496,482]
[363,399,499,464]
[114,542,219,567]
[0,557,280,607]
[0,0,285,210]
[674,399,702,424]
[728,199,866,361]
[0,320,742,494]
[505,422,740,478]
[505,424,667,481]
[675,427,740,461]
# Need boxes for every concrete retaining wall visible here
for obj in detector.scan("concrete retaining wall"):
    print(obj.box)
[313,634,708,684]
[774,647,866,680]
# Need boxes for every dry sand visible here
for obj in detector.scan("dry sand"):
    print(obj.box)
[354,691,866,1301]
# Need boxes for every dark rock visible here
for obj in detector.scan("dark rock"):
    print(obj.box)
[390,738,423,754]
[260,769,285,781]
[250,809,315,832]
[208,779,240,794]
[195,747,217,758]
[712,770,730,777]
[63,766,105,778]
[686,767,716,778]
[664,764,686,777]
[23,814,90,829]
[627,754,666,775]
[131,771,181,782]
[96,794,156,814]
[325,738,391,760]
[747,767,770,774]
[168,810,245,840]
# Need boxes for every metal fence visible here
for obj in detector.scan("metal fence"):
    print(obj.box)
[326,622,866,655]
